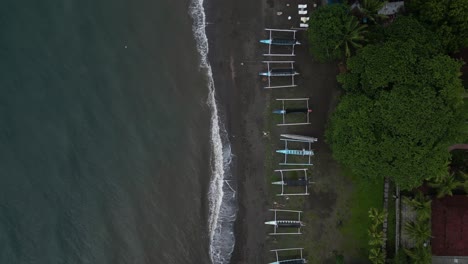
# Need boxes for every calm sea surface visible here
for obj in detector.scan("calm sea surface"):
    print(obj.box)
[0,0,214,263]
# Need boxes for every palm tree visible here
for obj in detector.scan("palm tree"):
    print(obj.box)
[368,247,386,264]
[402,192,431,221]
[368,227,386,246]
[334,16,368,58]
[360,0,388,24]
[404,245,431,264]
[368,208,387,226]
[404,220,431,245]
[368,208,387,247]
[428,173,463,198]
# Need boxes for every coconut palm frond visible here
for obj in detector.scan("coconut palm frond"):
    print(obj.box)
[429,173,464,198]
[369,247,386,264]
[404,245,431,264]
[404,220,431,245]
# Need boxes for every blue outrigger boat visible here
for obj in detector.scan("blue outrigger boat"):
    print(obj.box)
[260,38,301,46]
[276,149,314,156]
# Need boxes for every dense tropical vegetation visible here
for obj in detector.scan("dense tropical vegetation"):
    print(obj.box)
[327,39,464,189]
[325,14,466,190]
[367,208,387,264]
[307,0,468,263]
[308,4,367,62]
[406,0,468,52]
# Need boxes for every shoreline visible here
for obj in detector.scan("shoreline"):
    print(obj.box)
[204,0,268,261]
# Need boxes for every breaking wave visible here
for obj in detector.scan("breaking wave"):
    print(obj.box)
[189,1,237,263]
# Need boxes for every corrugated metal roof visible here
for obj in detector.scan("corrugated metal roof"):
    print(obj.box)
[378,2,404,15]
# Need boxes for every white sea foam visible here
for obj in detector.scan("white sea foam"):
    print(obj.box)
[189,1,237,263]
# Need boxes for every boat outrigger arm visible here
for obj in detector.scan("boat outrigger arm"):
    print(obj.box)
[269,248,307,264]
[260,28,301,56]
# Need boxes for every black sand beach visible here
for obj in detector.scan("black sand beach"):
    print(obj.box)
[205,0,347,262]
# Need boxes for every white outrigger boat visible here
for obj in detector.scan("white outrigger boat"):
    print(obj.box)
[272,169,311,196]
[276,149,314,156]
[265,209,304,235]
[259,68,299,77]
[280,134,318,142]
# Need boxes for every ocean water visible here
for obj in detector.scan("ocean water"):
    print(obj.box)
[0,0,235,263]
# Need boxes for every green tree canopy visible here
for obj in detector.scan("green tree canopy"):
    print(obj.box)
[406,0,468,52]
[308,4,367,62]
[384,16,445,55]
[327,41,465,189]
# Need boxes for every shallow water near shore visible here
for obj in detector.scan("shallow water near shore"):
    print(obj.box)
[0,0,222,263]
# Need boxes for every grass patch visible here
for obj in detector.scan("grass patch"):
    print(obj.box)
[340,168,384,256]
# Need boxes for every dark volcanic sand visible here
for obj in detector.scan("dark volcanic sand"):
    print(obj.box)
[205,0,343,263]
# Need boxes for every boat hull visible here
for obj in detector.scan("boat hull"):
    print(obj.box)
[276,149,314,156]
[281,134,318,142]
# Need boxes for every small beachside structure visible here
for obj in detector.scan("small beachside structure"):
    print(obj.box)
[350,1,404,16]
[431,196,468,264]
[377,1,404,15]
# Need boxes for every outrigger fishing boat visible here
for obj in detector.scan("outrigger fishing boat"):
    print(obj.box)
[277,135,316,165]
[272,177,309,186]
[273,108,312,114]
[276,149,314,156]
[270,258,307,264]
[269,248,307,264]
[273,169,311,196]
[261,61,298,88]
[271,258,307,264]
[281,134,318,142]
[259,68,299,77]
[260,38,301,46]
[260,28,300,56]
[273,98,312,126]
[265,209,304,235]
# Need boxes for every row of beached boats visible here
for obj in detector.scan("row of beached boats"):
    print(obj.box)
[260,27,314,264]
